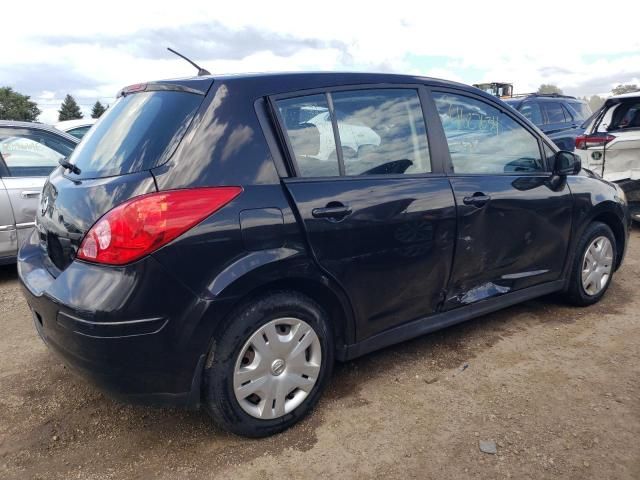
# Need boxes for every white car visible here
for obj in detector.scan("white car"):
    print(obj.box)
[306,110,381,160]
[575,91,640,221]
[54,119,97,139]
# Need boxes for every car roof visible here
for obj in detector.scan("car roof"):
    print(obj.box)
[148,70,484,98]
[0,120,79,143]
[54,119,96,130]
[610,91,640,100]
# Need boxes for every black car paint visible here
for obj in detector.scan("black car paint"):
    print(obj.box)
[18,72,630,407]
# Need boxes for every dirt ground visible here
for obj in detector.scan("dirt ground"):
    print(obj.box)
[1,229,639,480]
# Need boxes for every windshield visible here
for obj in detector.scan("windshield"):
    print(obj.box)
[67,90,203,179]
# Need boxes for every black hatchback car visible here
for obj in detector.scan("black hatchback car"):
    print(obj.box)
[18,73,630,437]
[503,94,592,151]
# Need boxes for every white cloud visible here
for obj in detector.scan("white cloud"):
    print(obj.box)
[1,0,639,123]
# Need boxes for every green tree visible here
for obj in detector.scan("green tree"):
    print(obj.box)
[611,84,638,96]
[91,101,106,119]
[58,94,83,121]
[587,95,605,112]
[0,87,41,121]
[537,84,563,95]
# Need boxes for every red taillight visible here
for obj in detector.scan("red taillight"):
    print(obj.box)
[575,134,615,150]
[77,187,242,265]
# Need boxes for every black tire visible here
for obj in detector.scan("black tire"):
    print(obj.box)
[203,291,334,437]
[565,222,617,306]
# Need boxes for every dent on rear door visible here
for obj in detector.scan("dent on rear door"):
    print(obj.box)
[0,178,17,258]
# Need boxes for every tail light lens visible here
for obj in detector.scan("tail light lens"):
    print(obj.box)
[575,134,615,150]
[77,187,242,265]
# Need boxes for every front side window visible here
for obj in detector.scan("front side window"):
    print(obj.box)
[433,92,543,174]
[276,89,431,177]
[0,129,75,177]
[568,101,591,121]
[542,102,566,124]
[519,102,543,125]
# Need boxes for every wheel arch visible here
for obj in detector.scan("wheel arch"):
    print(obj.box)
[590,208,626,270]
[207,263,357,360]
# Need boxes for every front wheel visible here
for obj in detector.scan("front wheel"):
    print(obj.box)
[565,222,616,306]
[203,291,333,437]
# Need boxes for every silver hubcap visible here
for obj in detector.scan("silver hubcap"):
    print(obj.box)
[233,317,322,420]
[581,236,613,296]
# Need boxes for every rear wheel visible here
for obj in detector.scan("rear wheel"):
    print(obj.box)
[203,291,333,437]
[566,222,616,306]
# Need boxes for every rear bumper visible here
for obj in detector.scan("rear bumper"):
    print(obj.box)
[18,229,214,408]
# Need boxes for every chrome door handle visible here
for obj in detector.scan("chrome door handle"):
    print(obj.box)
[21,190,41,198]
[312,203,352,220]
[463,194,491,207]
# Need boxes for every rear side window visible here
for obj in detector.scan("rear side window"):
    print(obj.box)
[433,92,543,174]
[608,102,640,131]
[68,91,202,179]
[276,95,339,177]
[67,126,91,139]
[542,102,567,123]
[0,129,75,177]
[276,89,431,177]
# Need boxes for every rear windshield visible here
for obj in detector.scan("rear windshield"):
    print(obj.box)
[67,90,202,179]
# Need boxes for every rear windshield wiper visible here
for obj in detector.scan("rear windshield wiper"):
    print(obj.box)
[59,158,81,175]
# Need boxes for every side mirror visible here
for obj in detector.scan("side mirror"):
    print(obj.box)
[553,151,581,176]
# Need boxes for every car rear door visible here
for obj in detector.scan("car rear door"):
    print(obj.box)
[0,127,76,252]
[430,89,573,310]
[271,86,457,340]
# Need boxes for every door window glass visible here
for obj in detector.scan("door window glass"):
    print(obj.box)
[568,102,591,121]
[67,126,91,139]
[519,102,543,125]
[0,130,75,177]
[433,92,543,174]
[276,94,339,177]
[331,89,431,175]
[542,102,566,123]
[560,104,575,122]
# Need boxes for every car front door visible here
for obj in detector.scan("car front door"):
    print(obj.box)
[272,87,457,340]
[0,127,76,252]
[541,101,578,151]
[431,90,573,310]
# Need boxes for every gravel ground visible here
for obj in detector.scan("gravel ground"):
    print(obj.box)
[1,228,639,480]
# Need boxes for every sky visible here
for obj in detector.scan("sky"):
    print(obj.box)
[2,0,639,124]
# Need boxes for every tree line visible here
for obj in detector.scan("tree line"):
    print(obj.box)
[0,88,107,122]
[536,83,638,112]
[1,83,639,123]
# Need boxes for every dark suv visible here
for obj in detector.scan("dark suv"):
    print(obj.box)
[18,73,629,437]
[503,94,592,151]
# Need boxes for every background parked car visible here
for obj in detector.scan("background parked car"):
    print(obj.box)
[575,91,640,222]
[503,94,592,151]
[54,119,97,139]
[0,121,78,263]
